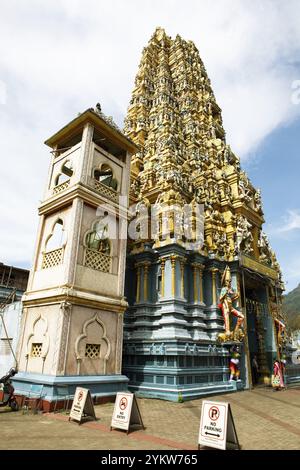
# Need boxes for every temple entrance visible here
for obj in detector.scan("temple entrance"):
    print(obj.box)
[242,272,277,387]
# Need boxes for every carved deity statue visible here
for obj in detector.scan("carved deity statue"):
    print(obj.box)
[235,216,253,255]
[254,189,262,211]
[238,172,252,204]
[218,266,245,343]
[258,231,271,265]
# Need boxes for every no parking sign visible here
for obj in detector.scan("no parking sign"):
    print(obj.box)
[198,400,239,450]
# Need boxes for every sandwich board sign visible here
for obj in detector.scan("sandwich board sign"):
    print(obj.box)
[198,400,240,450]
[110,392,144,434]
[69,387,96,425]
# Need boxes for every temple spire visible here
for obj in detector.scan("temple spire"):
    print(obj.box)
[125,28,282,277]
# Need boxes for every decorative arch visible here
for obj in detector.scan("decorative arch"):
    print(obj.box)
[45,218,66,252]
[84,218,111,255]
[93,163,118,191]
[75,314,111,375]
[26,313,50,360]
[54,159,74,187]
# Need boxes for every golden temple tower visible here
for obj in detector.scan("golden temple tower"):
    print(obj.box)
[123,28,285,400]
[124,27,276,261]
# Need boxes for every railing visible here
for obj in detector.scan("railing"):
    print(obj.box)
[53,180,70,195]
[93,179,118,203]
[42,248,63,269]
[84,248,111,273]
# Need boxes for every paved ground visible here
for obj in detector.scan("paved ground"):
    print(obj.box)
[1,386,300,450]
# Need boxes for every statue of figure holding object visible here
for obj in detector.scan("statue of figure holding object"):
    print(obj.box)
[218,266,245,342]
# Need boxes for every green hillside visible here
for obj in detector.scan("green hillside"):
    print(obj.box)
[283,284,300,330]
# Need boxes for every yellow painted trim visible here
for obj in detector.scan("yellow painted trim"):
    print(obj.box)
[199,265,204,303]
[161,260,165,298]
[171,257,177,297]
[193,265,198,303]
[211,268,218,305]
[143,263,150,301]
[180,260,185,298]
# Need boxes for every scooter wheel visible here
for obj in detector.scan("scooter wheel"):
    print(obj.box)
[10,401,19,412]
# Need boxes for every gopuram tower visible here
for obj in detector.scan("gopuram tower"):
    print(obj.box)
[123,27,286,400]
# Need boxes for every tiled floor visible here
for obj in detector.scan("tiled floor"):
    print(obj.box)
[1,386,300,450]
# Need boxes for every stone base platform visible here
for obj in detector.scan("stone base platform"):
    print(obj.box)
[12,372,129,412]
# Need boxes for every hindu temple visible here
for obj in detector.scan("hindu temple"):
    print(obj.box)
[122,27,288,400]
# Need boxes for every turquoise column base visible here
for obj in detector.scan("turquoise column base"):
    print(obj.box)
[131,382,238,402]
[13,372,129,404]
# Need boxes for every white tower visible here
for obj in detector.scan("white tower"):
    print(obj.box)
[15,107,137,408]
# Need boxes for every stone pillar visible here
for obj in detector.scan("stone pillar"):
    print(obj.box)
[233,270,241,308]
[143,262,151,302]
[192,263,198,303]
[254,302,270,383]
[267,286,280,361]
[77,122,94,185]
[211,268,219,305]
[180,259,185,299]
[66,199,84,286]
[136,264,141,303]
[171,256,177,297]
[240,269,253,389]
[199,264,205,304]
[160,259,166,298]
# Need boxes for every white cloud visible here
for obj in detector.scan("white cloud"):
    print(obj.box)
[268,209,300,236]
[280,255,300,293]
[0,0,300,267]
[279,210,300,233]
[0,80,6,105]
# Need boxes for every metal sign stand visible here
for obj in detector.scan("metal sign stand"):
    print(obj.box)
[68,387,96,425]
[198,400,240,451]
[110,392,144,434]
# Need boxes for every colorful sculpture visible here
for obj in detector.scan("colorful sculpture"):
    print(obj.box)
[218,266,244,343]
[229,345,241,381]
[275,318,286,352]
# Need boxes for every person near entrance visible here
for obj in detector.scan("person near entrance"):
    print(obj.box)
[219,266,245,342]
[272,360,285,390]
[251,355,259,385]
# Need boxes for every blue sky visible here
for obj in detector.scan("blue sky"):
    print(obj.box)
[0,0,300,292]
[245,117,300,292]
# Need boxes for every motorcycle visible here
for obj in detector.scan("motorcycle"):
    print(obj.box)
[0,367,19,411]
